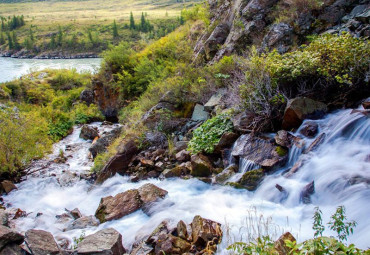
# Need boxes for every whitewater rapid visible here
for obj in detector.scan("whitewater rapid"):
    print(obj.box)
[3,107,370,252]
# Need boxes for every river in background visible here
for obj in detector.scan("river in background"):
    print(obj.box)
[0,57,102,83]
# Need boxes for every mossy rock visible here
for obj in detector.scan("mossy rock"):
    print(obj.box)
[226,182,245,189]
[275,146,288,157]
[239,168,265,191]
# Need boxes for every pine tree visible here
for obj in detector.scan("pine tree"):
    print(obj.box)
[112,20,119,38]
[0,31,5,45]
[140,13,147,32]
[50,34,56,49]
[87,30,94,45]
[29,28,34,42]
[129,12,135,30]
[7,32,13,50]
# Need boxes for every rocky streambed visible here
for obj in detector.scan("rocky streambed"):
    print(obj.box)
[0,100,370,254]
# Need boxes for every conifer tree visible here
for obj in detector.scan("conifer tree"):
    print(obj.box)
[7,32,13,49]
[12,31,20,50]
[57,26,63,47]
[140,13,147,32]
[129,12,135,30]
[112,20,119,38]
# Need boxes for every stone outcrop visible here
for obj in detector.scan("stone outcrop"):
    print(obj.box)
[95,184,167,223]
[131,215,222,255]
[239,168,265,191]
[64,216,99,231]
[25,229,61,255]
[76,228,126,255]
[282,97,327,130]
[190,154,213,177]
[232,134,287,169]
[89,126,122,158]
[1,181,17,194]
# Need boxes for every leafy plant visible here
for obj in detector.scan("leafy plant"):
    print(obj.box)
[188,113,233,154]
[73,231,86,249]
[328,206,357,242]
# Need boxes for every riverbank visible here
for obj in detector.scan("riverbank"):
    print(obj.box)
[0,49,100,59]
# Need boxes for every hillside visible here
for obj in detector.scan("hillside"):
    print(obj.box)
[0,0,369,254]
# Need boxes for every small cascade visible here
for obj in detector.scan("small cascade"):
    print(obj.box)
[2,106,370,252]
[227,158,260,183]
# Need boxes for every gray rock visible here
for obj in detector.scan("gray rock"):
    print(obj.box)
[1,180,17,194]
[77,228,126,255]
[262,23,293,53]
[0,210,9,226]
[25,229,61,255]
[0,243,24,255]
[215,165,238,184]
[80,89,94,106]
[204,24,230,59]
[300,181,315,204]
[204,89,227,112]
[191,104,209,121]
[64,216,99,231]
[299,121,319,138]
[89,126,122,158]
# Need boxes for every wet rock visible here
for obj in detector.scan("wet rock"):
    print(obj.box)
[95,184,167,223]
[138,183,168,206]
[77,228,126,255]
[162,163,189,178]
[130,242,153,255]
[154,234,191,254]
[12,209,26,220]
[95,189,142,223]
[274,232,296,255]
[191,104,209,121]
[175,141,188,152]
[177,220,189,240]
[304,133,326,153]
[79,89,94,106]
[175,150,190,162]
[274,130,293,148]
[64,216,99,231]
[285,159,305,178]
[68,208,82,219]
[79,125,99,140]
[96,139,138,183]
[144,132,167,148]
[55,213,73,224]
[0,210,9,226]
[204,23,230,59]
[140,158,155,168]
[215,165,238,184]
[239,168,265,191]
[57,171,79,187]
[300,181,315,204]
[190,154,213,177]
[55,236,70,250]
[261,23,293,53]
[232,134,287,169]
[89,126,122,158]
[299,121,319,138]
[92,78,120,122]
[282,97,327,130]
[191,215,223,251]
[0,243,24,255]
[25,229,61,255]
[0,225,24,250]
[1,181,17,194]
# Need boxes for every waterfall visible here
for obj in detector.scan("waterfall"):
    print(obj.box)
[3,107,370,252]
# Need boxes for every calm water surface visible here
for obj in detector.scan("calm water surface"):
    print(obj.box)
[0,57,102,83]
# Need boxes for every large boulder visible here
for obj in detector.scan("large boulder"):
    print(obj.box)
[191,104,209,122]
[231,111,254,133]
[215,165,238,184]
[282,97,327,130]
[77,228,126,255]
[0,226,24,250]
[299,121,319,138]
[204,89,227,112]
[95,189,143,223]
[190,154,213,177]
[95,184,167,223]
[232,134,287,169]
[25,229,61,255]
[80,125,99,140]
[0,243,24,255]
[239,168,265,191]
[96,139,138,183]
[300,181,315,204]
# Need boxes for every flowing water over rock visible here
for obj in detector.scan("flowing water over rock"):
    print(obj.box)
[3,107,370,252]
[0,57,101,83]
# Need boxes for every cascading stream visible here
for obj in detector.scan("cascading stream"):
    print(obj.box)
[3,107,370,253]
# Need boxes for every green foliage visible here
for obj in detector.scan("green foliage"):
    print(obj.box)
[181,4,210,27]
[313,207,325,238]
[0,15,25,31]
[328,206,357,242]
[227,236,277,255]
[188,113,233,154]
[112,20,119,39]
[254,32,369,85]
[72,231,86,250]
[0,107,52,175]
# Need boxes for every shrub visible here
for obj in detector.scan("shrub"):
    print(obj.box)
[0,107,51,176]
[72,103,104,124]
[188,113,233,154]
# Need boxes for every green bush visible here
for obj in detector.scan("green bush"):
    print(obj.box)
[188,113,233,154]
[0,107,51,175]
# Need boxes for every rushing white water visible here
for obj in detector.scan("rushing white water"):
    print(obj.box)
[0,57,102,83]
[3,106,370,252]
